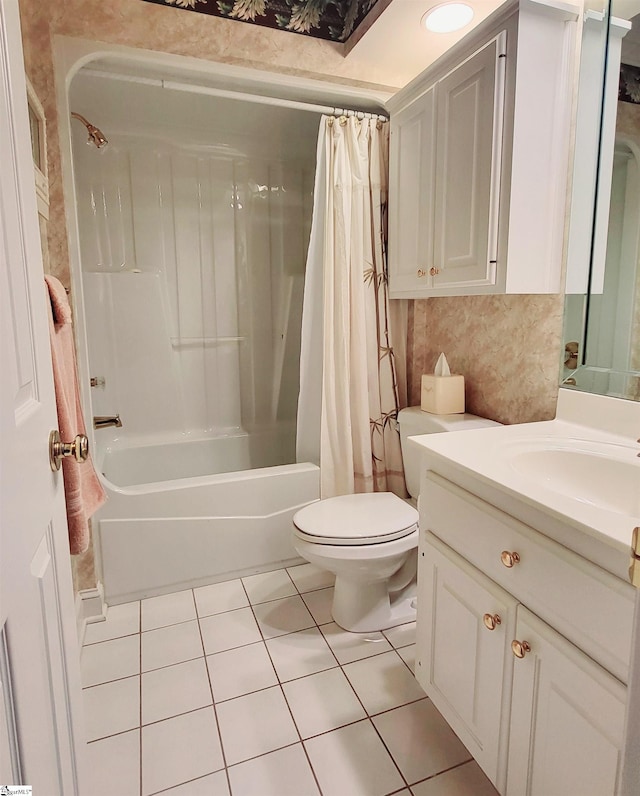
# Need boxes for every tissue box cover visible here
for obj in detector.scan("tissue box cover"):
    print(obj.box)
[421,374,465,414]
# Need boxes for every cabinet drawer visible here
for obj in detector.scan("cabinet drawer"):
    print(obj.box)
[422,472,634,683]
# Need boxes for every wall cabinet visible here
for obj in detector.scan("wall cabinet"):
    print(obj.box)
[416,472,633,795]
[388,87,435,295]
[389,37,504,295]
[433,36,504,291]
[388,0,578,298]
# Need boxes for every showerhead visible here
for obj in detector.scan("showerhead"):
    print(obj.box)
[71,112,109,149]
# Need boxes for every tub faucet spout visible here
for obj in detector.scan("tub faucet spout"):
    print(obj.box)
[93,414,122,429]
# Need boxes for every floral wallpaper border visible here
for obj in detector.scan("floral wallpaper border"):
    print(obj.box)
[140,0,380,42]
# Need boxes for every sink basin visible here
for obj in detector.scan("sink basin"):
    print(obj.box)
[507,439,640,517]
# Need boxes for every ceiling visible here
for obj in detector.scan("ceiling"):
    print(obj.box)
[347,0,508,87]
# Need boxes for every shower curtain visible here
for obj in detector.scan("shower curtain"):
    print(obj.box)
[297,114,407,498]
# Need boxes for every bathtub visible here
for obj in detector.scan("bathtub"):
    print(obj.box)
[94,431,320,604]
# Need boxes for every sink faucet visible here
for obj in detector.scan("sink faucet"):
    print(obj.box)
[93,414,122,429]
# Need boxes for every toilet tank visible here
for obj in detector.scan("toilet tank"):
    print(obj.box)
[398,407,500,499]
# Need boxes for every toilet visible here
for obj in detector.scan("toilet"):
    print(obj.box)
[293,407,499,633]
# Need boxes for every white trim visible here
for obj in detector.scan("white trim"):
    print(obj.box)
[75,583,106,646]
[0,626,22,782]
[25,77,49,219]
[487,31,507,280]
[53,35,393,110]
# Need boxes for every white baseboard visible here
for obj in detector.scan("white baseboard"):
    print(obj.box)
[75,582,106,645]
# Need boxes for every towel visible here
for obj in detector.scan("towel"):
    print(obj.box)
[45,275,106,554]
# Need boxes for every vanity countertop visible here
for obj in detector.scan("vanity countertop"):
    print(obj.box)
[410,390,640,581]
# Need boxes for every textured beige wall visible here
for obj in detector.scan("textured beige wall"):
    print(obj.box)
[408,295,564,425]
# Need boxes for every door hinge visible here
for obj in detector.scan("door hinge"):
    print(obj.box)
[629,527,640,588]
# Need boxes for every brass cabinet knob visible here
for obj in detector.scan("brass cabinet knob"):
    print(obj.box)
[511,639,531,659]
[483,613,501,631]
[429,266,440,276]
[501,550,521,568]
[49,430,89,472]
[417,268,426,278]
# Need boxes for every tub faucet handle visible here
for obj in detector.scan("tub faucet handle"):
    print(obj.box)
[94,414,122,429]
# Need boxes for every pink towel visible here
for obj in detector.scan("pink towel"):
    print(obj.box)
[45,275,107,555]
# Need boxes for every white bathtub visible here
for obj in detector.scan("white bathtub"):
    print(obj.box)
[94,432,319,604]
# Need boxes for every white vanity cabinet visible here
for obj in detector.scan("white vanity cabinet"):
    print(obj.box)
[387,0,578,298]
[417,534,517,789]
[506,608,626,796]
[416,472,634,795]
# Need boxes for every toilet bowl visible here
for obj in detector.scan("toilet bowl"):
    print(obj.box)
[293,407,500,633]
[293,492,419,632]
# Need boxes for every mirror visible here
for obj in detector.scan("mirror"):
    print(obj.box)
[563,0,640,400]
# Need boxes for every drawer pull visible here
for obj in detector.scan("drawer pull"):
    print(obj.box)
[483,613,501,631]
[511,639,531,659]
[501,550,521,568]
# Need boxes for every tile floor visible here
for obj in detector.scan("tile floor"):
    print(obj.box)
[81,563,499,796]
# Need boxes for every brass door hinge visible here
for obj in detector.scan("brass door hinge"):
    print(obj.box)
[629,527,640,588]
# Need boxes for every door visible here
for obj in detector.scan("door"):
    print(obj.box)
[388,84,436,297]
[507,607,626,796]
[416,534,517,791]
[0,1,85,793]
[432,33,506,291]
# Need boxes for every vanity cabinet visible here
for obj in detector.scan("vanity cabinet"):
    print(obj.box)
[417,534,516,788]
[387,0,578,298]
[506,608,626,796]
[416,471,634,795]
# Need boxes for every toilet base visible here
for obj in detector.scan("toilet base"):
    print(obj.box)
[293,532,419,634]
[331,573,417,633]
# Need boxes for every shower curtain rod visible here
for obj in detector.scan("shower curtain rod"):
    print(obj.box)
[81,68,388,121]
[162,80,389,120]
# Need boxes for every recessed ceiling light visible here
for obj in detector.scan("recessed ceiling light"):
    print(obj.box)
[422,3,475,34]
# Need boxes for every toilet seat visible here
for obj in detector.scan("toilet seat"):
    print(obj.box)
[293,492,418,546]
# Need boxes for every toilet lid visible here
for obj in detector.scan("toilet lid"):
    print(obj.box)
[293,493,419,546]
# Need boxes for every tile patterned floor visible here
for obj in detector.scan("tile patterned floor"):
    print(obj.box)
[81,563,499,796]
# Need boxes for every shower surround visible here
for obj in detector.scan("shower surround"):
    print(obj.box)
[71,70,320,601]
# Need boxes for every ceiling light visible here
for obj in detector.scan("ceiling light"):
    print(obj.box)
[422,3,474,34]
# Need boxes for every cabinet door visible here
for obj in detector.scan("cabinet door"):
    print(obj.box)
[432,34,506,291]
[507,607,626,796]
[388,85,435,297]
[416,533,517,791]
